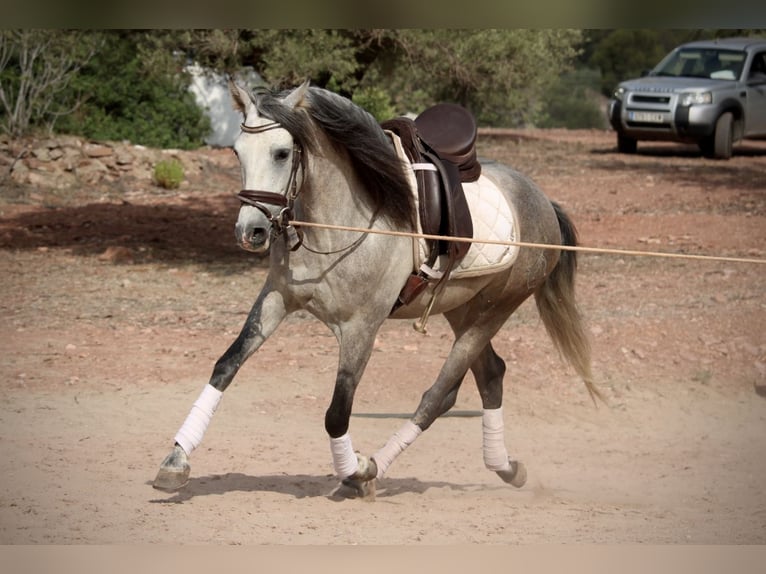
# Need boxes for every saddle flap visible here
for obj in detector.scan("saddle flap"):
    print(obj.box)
[420,149,473,261]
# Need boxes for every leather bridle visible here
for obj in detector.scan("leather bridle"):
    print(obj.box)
[234,119,374,255]
[236,121,305,251]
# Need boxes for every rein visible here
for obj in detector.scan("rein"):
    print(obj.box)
[235,120,375,256]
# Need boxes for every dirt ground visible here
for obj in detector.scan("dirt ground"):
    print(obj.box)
[1,129,765,545]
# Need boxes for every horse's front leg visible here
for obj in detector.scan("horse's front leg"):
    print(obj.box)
[153,287,287,491]
[323,322,381,499]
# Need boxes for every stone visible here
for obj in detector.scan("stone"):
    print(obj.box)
[83,143,113,158]
[98,246,135,264]
[114,150,134,165]
[49,147,64,161]
[31,147,52,161]
[25,157,48,170]
[75,158,108,184]
[10,161,29,184]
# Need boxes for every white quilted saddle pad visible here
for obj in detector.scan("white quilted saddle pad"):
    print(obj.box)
[414,175,520,279]
[386,130,520,280]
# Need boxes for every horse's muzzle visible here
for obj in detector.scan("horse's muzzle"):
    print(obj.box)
[235,223,270,253]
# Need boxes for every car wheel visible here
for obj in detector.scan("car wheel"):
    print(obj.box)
[712,112,733,159]
[698,137,714,157]
[617,134,637,154]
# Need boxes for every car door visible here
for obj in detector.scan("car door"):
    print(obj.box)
[744,50,766,136]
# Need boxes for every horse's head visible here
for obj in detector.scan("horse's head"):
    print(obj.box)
[229,80,309,253]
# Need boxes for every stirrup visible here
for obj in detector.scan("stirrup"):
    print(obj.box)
[413,290,438,334]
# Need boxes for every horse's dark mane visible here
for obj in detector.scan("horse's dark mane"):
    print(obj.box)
[253,86,415,228]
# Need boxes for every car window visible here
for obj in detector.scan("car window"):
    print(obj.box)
[654,48,746,79]
[749,51,766,79]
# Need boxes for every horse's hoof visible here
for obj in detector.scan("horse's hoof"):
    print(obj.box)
[153,466,190,492]
[153,445,190,492]
[337,477,376,500]
[330,454,377,500]
[496,459,527,488]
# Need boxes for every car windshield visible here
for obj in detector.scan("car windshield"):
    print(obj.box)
[651,48,746,80]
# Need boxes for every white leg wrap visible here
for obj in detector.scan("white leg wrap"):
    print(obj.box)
[483,407,511,472]
[372,421,422,478]
[330,433,359,478]
[174,384,223,456]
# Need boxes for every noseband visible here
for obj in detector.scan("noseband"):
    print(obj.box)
[236,121,305,250]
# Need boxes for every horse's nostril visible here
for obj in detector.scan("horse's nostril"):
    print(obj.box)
[250,228,267,244]
[236,224,269,248]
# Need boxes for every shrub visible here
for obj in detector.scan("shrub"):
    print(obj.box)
[352,86,397,122]
[539,68,608,129]
[153,159,185,189]
[54,32,210,150]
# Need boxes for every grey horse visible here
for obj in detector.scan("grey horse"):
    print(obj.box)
[154,81,600,498]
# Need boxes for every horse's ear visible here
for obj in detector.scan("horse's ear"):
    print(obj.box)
[282,79,310,109]
[229,79,252,117]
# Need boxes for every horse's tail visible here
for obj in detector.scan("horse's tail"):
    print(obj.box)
[534,201,605,406]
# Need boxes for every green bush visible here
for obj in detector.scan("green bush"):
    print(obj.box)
[352,86,397,122]
[153,159,185,189]
[539,68,608,129]
[55,32,210,150]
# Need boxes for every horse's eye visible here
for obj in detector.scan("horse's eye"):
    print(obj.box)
[274,148,291,162]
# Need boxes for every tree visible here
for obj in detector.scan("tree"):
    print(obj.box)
[168,29,583,127]
[55,31,210,150]
[1,29,588,144]
[590,30,680,96]
[583,30,762,96]
[376,30,582,126]
[0,30,102,137]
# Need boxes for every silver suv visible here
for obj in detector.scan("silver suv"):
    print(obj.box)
[607,37,766,159]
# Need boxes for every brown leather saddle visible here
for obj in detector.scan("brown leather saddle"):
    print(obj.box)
[381,103,481,315]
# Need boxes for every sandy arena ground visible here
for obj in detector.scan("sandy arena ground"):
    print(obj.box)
[1,129,764,544]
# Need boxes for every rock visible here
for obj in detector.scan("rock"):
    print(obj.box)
[60,147,82,171]
[39,139,60,149]
[83,143,113,158]
[56,135,82,148]
[114,150,134,165]
[98,246,135,264]
[75,158,108,183]
[27,171,58,187]
[10,161,29,184]
[25,157,51,170]
[1,134,215,192]
[31,147,52,161]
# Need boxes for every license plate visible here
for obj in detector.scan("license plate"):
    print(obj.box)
[629,111,664,123]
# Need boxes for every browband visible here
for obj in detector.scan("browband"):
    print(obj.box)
[240,121,281,134]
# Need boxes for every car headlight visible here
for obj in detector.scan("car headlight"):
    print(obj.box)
[680,91,712,106]
[613,86,626,100]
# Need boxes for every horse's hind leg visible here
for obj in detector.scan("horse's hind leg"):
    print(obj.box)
[471,343,527,487]
[370,289,534,487]
[370,304,513,480]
